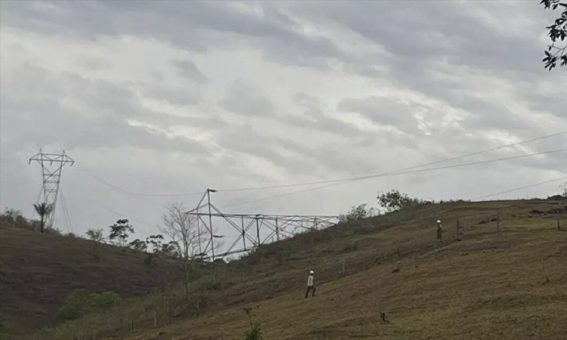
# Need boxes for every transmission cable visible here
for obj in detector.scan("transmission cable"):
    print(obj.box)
[76,167,204,197]
[474,175,567,200]
[219,148,567,210]
[217,130,567,192]
[74,131,566,197]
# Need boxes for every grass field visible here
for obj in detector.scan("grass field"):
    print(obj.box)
[0,225,183,337]
[1,199,566,339]
[124,199,567,340]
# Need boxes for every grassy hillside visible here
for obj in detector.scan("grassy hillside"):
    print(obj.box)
[121,199,566,340]
[0,224,183,337]
[2,199,566,339]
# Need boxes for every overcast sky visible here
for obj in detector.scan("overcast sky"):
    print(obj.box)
[1,1,566,246]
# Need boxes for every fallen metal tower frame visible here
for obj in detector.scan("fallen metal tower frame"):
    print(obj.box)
[187,189,338,260]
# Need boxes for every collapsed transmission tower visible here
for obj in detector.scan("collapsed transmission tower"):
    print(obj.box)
[29,150,75,227]
[187,189,338,260]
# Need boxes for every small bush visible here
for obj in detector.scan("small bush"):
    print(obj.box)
[0,208,35,230]
[244,322,263,340]
[243,307,263,340]
[45,227,63,235]
[339,204,377,223]
[56,290,120,321]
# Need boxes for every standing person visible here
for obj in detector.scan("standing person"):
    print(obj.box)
[305,270,316,298]
[436,219,443,242]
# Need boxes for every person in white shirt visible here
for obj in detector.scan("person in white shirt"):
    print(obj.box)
[305,270,316,298]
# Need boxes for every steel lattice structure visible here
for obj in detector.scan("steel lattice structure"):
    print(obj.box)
[29,150,75,227]
[187,189,338,260]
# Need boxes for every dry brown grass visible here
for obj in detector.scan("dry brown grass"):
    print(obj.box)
[0,225,183,337]
[2,199,566,339]
[120,199,567,340]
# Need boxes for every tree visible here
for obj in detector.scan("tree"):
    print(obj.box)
[161,202,203,299]
[146,234,164,253]
[86,229,104,243]
[108,219,134,247]
[161,241,180,257]
[128,238,147,252]
[338,204,377,223]
[377,190,425,213]
[541,0,567,70]
[33,202,53,233]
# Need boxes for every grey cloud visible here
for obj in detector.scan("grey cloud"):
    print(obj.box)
[75,55,112,71]
[457,98,536,135]
[1,0,566,241]
[281,92,365,137]
[0,64,209,154]
[310,1,546,75]
[214,125,313,179]
[172,59,207,83]
[0,1,344,68]
[0,93,209,155]
[142,85,200,107]
[221,80,274,116]
[214,124,379,179]
[0,1,552,76]
[521,89,567,121]
[338,96,420,134]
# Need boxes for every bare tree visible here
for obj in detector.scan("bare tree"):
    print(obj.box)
[161,202,203,299]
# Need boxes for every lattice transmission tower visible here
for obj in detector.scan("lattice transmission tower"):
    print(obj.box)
[29,150,75,227]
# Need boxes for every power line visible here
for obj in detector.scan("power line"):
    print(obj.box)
[217,130,567,192]
[474,175,567,200]
[76,167,204,197]
[74,131,566,197]
[219,148,567,209]
[78,191,159,229]
[60,190,73,233]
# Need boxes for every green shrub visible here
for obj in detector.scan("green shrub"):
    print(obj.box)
[339,204,377,223]
[243,307,263,340]
[56,290,120,321]
[377,189,428,213]
[244,322,262,340]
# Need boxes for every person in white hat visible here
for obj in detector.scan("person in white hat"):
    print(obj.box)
[305,270,316,298]
[436,219,443,242]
